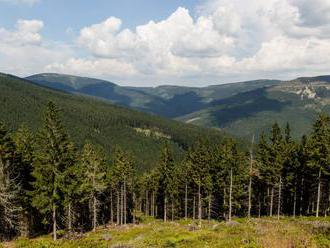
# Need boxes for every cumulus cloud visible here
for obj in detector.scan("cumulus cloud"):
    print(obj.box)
[3,0,330,86]
[0,19,72,76]
[47,58,137,79]
[0,19,44,45]
[77,8,234,60]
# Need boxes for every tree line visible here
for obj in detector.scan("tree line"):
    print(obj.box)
[1,102,330,241]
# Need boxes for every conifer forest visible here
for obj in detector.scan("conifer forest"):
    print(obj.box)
[2,101,330,246]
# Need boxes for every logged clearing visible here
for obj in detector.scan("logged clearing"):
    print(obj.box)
[4,217,330,248]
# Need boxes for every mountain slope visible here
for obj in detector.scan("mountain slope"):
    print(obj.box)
[27,73,280,118]
[179,76,330,139]
[0,73,224,171]
[28,73,330,139]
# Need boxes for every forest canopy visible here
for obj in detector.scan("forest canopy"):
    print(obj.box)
[1,101,330,241]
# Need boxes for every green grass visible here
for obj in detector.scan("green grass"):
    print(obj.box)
[6,217,330,248]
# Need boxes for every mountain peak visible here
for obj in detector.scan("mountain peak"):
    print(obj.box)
[26,73,117,90]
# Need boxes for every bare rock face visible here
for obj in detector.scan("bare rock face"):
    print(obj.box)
[297,86,317,100]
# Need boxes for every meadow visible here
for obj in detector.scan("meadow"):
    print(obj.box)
[3,217,330,248]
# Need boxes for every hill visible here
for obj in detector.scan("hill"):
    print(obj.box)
[0,73,223,171]
[27,73,280,118]
[178,76,330,139]
[28,73,330,139]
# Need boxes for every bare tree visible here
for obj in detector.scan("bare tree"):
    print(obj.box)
[0,158,21,238]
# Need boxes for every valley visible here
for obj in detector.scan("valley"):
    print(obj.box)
[27,73,330,139]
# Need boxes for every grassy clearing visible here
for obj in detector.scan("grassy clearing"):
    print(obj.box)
[4,217,330,248]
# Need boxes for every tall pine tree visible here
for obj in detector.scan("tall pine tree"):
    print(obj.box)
[31,102,75,240]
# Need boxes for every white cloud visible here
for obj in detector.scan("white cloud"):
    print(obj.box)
[0,19,44,45]
[2,0,330,86]
[239,36,330,72]
[0,19,72,76]
[77,8,234,60]
[46,58,137,79]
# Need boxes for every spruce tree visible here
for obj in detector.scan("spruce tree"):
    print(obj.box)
[307,113,330,217]
[258,123,285,217]
[186,140,212,226]
[218,139,245,221]
[12,124,35,237]
[157,145,175,223]
[112,147,134,225]
[79,143,106,231]
[31,102,74,241]
[256,131,271,216]
[62,151,79,232]
[281,123,300,217]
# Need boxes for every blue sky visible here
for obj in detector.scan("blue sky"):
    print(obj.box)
[0,0,330,86]
[0,0,199,42]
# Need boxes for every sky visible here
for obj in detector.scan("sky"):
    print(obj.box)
[0,0,330,86]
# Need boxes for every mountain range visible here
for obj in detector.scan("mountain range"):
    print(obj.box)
[27,73,330,139]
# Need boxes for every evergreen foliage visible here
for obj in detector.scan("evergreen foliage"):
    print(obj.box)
[2,99,330,241]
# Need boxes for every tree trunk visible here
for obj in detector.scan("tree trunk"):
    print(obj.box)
[139,197,142,212]
[155,205,158,218]
[266,187,269,215]
[171,201,174,221]
[110,191,113,225]
[258,196,261,218]
[270,187,274,217]
[293,184,297,217]
[277,177,282,220]
[208,193,211,222]
[198,183,202,227]
[185,182,188,220]
[20,211,29,238]
[68,202,72,232]
[316,168,322,217]
[248,135,254,219]
[307,202,310,214]
[121,185,124,225]
[193,194,195,220]
[133,192,136,224]
[153,192,156,217]
[151,191,154,217]
[300,177,304,216]
[248,175,252,219]
[117,190,120,225]
[145,190,149,216]
[53,204,57,241]
[229,169,233,222]
[93,195,97,232]
[164,196,167,222]
[223,187,226,219]
[124,180,127,225]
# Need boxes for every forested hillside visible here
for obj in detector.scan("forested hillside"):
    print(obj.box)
[179,77,330,139]
[27,73,280,119]
[2,95,330,245]
[0,73,223,171]
[29,73,330,140]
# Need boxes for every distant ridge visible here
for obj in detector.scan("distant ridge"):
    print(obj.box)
[27,73,330,139]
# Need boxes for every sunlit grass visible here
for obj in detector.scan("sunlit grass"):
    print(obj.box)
[7,217,330,248]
